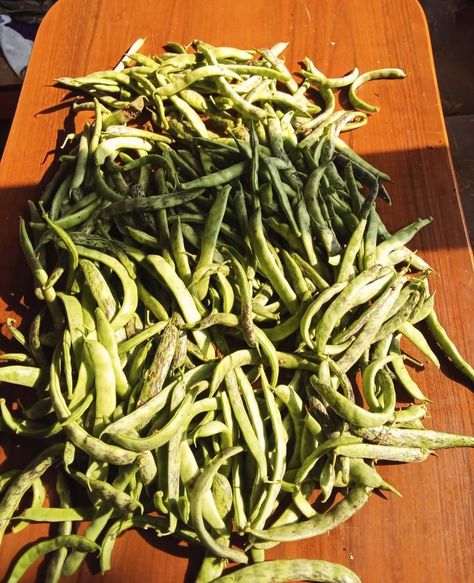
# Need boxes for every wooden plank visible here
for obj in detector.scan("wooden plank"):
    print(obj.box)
[0,1,472,582]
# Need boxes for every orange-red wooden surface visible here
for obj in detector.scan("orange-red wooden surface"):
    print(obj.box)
[0,1,473,582]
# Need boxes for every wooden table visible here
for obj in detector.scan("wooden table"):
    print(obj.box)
[0,1,473,581]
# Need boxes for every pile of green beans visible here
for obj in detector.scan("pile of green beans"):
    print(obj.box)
[1,39,473,583]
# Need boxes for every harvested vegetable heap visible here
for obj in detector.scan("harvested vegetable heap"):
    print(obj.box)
[0,39,473,583]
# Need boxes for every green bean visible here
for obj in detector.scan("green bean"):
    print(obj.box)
[169,216,192,285]
[0,398,62,438]
[76,245,138,330]
[147,254,215,359]
[118,320,168,355]
[250,369,287,533]
[179,162,247,191]
[11,474,46,533]
[214,558,361,583]
[0,470,21,497]
[108,385,199,452]
[49,174,73,219]
[319,456,336,502]
[361,355,399,413]
[336,443,432,463]
[347,458,400,496]
[299,70,336,131]
[249,486,370,542]
[192,419,230,444]
[166,381,187,533]
[336,273,407,372]
[156,73,210,137]
[354,425,474,449]
[310,376,394,428]
[249,207,298,314]
[14,506,104,522]
[195,185,230,299]
[302,165,341,261]
[43,472,72,582]
[234,367,266,449]
[210,349,260,395]
[265,300,309,343]
[201,51,267,118]
[336,185,378,282]
[85,339,117,434]
[375,218,432,264]
[72,470,142,513]
[33,196,102,231]
[5,535,100,583]
[19,219,62,326]
[313,266,385,353]
[19,397,52,420]
[262,157,300,236]
[0,443,64,543]
[138,316,180,404]
[0,365,43,388]
[348,67,406,113]
[0,352,33,364]
[254,326,280,387]
[25,311,47,370]
[410,292,435,325]
[69,232,135,275]
[370,290,419,343]
[295,435,361,485]
[61,483,131,575]
[190,446,247,564]
[398,322,440,368]
[101,516,166,573]
[225,370,268,480]
[280,250,311,299]
[333,138,390,182]
[101,188,204,218]
[155,65,241,97]
[291,252,330,290]
[96,307,130,398]
[300,282,347,350]
[389,333,431,401]
[49,348,137,465]
[179,439,227,533]
[196,542,228,583]
[424,309,474,382]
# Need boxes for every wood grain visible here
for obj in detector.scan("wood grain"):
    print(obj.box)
[0,1,472,582]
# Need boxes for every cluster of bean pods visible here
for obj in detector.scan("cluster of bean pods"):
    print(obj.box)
[0,39,473,583]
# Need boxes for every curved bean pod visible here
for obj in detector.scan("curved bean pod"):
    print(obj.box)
[49,349,137,465]
[76,245,138,331]
[0,443,64,543]
[213,559,361,583]
[190,446,247,564]
[348,67,406,113]
[310,376,394,427]
[424,309,474,383]
[5,535,100,583]
[248,486,370,542]
[108,386,199,452]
